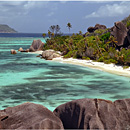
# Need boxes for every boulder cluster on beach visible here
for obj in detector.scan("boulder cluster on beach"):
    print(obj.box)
[0,98,130,129]
[10,39,62,60]
[11,39,44,54]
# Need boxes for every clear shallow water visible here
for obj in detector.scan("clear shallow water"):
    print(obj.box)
[0,34,130,111]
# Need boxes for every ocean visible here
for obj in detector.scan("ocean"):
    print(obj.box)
[0,33,130,111]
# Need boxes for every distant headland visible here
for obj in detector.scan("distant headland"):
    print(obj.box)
[0,24,17,33]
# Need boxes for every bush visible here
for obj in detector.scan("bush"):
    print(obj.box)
[98,56,104,62]
[82,57,90,60]
[64,50,77,58]
[126,20,130,29]
[100,32,110,42]
[43,29,130,67]
[94,29,107,35]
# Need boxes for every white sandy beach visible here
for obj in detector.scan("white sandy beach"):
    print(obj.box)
[31,51,130,77]
[52,57,130,77]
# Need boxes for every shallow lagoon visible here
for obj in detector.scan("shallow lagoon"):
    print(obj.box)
[0,36,130,111]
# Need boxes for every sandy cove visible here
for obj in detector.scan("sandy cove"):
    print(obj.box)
[29,51,130,78]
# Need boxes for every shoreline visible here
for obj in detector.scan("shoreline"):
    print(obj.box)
[30,51,130,78]
[52,57,130,78]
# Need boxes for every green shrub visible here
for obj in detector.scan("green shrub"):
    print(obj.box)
[98,56,104,62]
[64,50,77,58]
[94,29,107,35]
[104,60,111,64]
[126,20,130,28]
[123,66,129,69]
[100,32,110,42]
[82,57,90,60]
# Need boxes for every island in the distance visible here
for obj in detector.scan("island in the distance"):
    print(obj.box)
[0,24,17,33]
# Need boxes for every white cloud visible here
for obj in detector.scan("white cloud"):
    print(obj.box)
[85,1,130,18]
[0,1,48,17]
[47,12,54,17]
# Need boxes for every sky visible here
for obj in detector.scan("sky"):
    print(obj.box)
[0,1,130,33]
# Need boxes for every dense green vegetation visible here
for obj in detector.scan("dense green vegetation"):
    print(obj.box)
[44,28,130,67]
[0,24,17,33]
[122,14,130,29]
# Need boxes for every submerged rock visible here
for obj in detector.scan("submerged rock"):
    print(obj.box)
[53,98,130,130]
[11,49,17,54]
[29,39,44,52]
[0,102,64,129]
[20,49,29,52]
[18,47,23,52]
[42,50,61,60]
[18,47,29,52]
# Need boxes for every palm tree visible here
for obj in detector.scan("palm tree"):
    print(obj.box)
[79,31,82,35]
[67,23,72,33]
[49,25,55,33]
[55,25,60,36]
[42,33,46,38]
[51,32,55,38]
[48,30,51,38]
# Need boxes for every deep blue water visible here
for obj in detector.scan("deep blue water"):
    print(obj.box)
[0,33,45,37]
[0,33,130,111]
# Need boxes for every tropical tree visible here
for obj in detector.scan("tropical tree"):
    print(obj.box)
[48,25,61,37]
[51,32,55,38]
[42,33,46,38]
[67,23,72,33]
[48,30,51,38]
[55,25,60,36]
[49,25,55,33]
[79,31,82,35]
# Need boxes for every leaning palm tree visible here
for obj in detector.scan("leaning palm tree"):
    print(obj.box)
[67,23,72,33]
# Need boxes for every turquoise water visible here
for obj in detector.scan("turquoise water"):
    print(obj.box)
[0,36,130,111]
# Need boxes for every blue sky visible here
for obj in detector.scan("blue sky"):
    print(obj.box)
[0,1,130,33]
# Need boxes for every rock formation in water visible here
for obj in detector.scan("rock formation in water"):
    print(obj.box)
[10,49,17,54]
[53,98,130,130]
[0,103,63,129]
[18,47,24,52]
[29,39,44,52]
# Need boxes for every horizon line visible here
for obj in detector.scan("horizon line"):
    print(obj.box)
[0,0,130,1]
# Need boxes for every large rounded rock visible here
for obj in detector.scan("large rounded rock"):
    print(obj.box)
[87,26,95,33]
[53,98,130,130]
[87,24,107,33]
[42,50,61,60]
[111,21,128,46]
[94,24,107,30]
[29,39,44,52]
[11,49,17,54]
[0,103,64,129]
